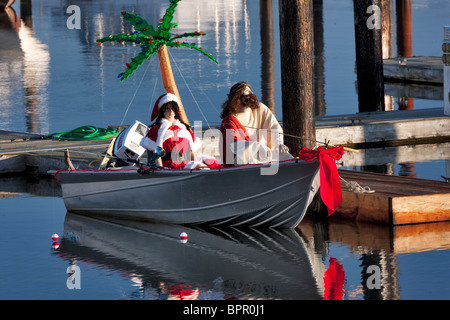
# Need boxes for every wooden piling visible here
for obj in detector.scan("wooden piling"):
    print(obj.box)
[395,0,413,58]
[313,0,326,117]
[279,0,315,153]
[353,0,385,112]
[260,0,276,113]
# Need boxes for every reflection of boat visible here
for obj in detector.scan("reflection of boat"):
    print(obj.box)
[59,212,323,300]
[56,160,320,229]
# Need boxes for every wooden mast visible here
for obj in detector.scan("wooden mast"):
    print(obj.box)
[157,45,190,125]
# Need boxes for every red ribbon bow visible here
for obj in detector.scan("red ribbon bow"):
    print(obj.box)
[298,145,344,216]
[168,125,180,131]
[168,125,180,141]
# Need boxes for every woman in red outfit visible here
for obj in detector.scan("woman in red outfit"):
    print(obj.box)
[142,93,220,169]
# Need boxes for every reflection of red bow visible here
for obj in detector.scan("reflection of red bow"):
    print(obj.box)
[324,257,345,300]
[299,145,344,216]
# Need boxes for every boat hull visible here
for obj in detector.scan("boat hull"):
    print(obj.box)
[56,160,320,229]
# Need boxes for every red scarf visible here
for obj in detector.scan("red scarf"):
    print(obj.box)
[298,145,344,216]
[168,125,180,141]
[168,125,180,131]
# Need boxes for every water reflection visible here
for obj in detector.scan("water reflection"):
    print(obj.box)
[299,216,450,300]
[58,212,324,300]
[0,1,50,134]
[53,210,450,300]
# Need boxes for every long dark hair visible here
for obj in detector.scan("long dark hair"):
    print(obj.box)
[220,81,258,119]
[150,101,191,131]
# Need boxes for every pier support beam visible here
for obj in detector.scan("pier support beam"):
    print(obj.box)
[279,0,315,153]
[395,0,413,58]
[353,0,385,112]
[260,0,276,113]
[445,63,450,116]
[313,0,326,117]
[444,26,450,116]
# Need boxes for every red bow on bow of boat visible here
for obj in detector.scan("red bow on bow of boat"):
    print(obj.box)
[298,145,344,216]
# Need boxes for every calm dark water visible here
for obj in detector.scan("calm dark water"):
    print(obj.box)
[0,186,449,300]
[1,0,450,301]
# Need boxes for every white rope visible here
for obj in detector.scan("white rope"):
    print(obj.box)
[120,55,155,126]
[340,176,375,193]
[147,73,159,122]
[168,50,212,130]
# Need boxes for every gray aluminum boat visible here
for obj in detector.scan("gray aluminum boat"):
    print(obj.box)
[55,159,320,229]
[53,1,323,230]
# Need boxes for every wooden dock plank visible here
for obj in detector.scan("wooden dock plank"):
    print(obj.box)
[339,169,450,197]
[316,108,450,147]
[335,191,391,224]
[0,131,43,142]
[337,169,450,225]
[0,137,112,156]
[383,56,443,84]
[392,193,450,225]
[0,130,114,175]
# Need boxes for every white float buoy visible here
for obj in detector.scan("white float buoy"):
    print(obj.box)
[51,233,59,241]
[180,232,188,243]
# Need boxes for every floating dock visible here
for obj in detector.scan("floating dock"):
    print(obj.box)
[0,131,113,175]
[383,56,443,85]
[316,107,450,148]
[337,169,450,226]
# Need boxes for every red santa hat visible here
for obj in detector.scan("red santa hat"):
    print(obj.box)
[151,93,181,121]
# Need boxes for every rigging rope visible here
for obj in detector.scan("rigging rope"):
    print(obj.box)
[168,50,212,130]
[120,54,155,127]
[147,72,159,122]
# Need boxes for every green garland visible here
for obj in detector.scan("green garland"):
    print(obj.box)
[96,0,218,81]
[46,126,120,141]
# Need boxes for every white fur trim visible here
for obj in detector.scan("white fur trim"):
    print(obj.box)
[184,161,209,170]
[140,136,157,151]
[142,119,203,154]
[155,119,199,152]
[191,136,202,152]
[158,93,180,109]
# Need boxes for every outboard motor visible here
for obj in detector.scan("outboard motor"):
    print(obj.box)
[112,120,149,165]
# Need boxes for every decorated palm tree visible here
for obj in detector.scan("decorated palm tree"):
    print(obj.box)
[96,0,218,124]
